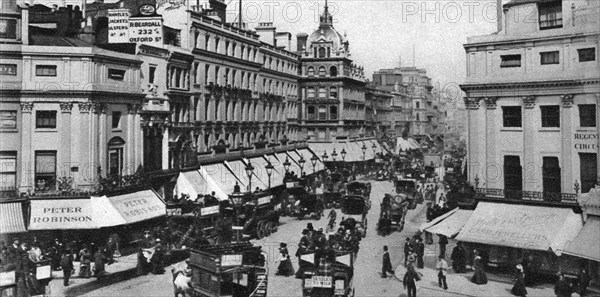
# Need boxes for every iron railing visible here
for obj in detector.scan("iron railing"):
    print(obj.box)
[475,187,578,204]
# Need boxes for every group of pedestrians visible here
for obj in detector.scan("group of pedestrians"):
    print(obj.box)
[136,230,167,276]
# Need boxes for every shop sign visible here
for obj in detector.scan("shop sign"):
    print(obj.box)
[200,205,219,216]
[258,195,272,205]
[166,208,182,216]
[574,132,598,151]
[286,182,295,188]
[311,275,332,288]
[36,265,52,280]
[107,9,130,43]
[232,225,244,231]
[0,270,15,286]
[0,64,17,76]
[221,254,242,267]
[128,17,163,45]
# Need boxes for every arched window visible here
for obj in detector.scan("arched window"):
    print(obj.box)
[318,66,326,77]
[307,66,315,77]
[108,136,125,176]
[318,47,326,58]
[330,66,338,77]
[307,87,315,98]
[318,87,326,98]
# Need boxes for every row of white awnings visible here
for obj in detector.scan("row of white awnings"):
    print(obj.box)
[396,137,421,152]
[174,149,325,201]
[27,190,166,230]
[420,202,589,257]
[308,139,386,163]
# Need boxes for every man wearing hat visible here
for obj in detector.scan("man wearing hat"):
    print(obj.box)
[60,249,74,286]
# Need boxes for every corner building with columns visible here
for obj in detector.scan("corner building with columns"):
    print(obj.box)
[461,0,599,198]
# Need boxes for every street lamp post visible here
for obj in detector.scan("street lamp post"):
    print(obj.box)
[311,154,318,174]
[340,148,346,170]
[283,157,291,174]
[331,149,338,171]
[245,161,255,192]
[361,144,367,171]
[298,155,306,176]
[265,161,274,189]
[322,152,328,171]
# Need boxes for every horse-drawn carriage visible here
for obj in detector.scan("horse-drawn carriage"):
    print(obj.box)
[340,195,369,238]
[294,193,325,220]
[377,193,410,235]
[299,249,355,297]
[232,191,282,240]
[345,181,371,198]
[188,243,268,297]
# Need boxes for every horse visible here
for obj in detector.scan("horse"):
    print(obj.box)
[172,265,193,297]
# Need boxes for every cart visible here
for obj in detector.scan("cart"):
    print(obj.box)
[300,250,355,297]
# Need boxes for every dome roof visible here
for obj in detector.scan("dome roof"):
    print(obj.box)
[306,2,347,52]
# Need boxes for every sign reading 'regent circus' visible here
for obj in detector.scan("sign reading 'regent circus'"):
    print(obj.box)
[574,132,599,151]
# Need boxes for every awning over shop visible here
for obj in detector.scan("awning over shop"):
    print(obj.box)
[455,202,583,255]
[224,160,250,189]
[253,155,284,188]
[356,141,373,161]
[29,199,97,230]
[275,152,301,174]
[300,148,325,173]
[200,164,236,200]
[408,138,421,149]
[563,216,600,261]
[421,208,473,238]
[239,158,269,190]
[0,202,27,233]
[175,170,208,200]
[342,142,361,162]
[98,190,166,226]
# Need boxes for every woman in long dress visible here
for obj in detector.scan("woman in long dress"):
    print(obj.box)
[471,250,488,285]
[275,243,294,276]
[511,264,528,297]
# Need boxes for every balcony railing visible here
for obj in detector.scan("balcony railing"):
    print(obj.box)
[475,187,578,204]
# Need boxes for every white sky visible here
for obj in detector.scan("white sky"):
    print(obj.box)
[223,0,507,91]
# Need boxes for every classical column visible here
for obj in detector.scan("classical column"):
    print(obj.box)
[78,102,94,187]
[93,103,106,178]
[134,104,143,169]
[522,96,536,191]
[127,104,135,174]
[19,103,34,193]
[464,97,482,185]
[484,97,498,188]
[560,94,574,193]
[59,102,73,177]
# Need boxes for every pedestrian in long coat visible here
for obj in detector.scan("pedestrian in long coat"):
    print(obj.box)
[438,235,448,258]
[471,251,488,285]
[137,248,147,276]
[554,273,572,297]
[511,265,528,297]
[403,265,421,297]
[78,246,92,278]
[381,245,394,278]
[403,238,413,266]
[416,238,425,269]
[60,250,74,286]
[93,248,106,277]
[275,243,295,276]
[451,242,466,273]
[151,243,165,274]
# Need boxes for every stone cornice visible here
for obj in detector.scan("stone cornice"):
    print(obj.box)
[523,96,536,109]
[460,79,599,92]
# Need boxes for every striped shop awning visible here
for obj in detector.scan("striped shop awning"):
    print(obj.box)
[0,202,27,233]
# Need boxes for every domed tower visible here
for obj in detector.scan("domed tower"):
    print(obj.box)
[298,0,366,143]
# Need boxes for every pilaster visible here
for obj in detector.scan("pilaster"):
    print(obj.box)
[78,102,93,187]
[561,94,574,193]
[522,96,536,191]
[19,103,34,193]
[59,102,73,177]
[484,97,498,188]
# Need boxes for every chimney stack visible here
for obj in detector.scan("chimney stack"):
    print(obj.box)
[275,32,291,51]
[296,33,308,52]
[255,22,276,46]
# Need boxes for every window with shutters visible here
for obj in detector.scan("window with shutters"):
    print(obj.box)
[318,87,326,98]
[500,55,521,68]
[307,66,315,77]
[0,110,17,129]
[307,87,315,98]
[579,153,597,193]
[318,66,326,77]
[318,106,327,120]
[540,51,559,65]
[329,87,338,99]
[540,105,560,127]
[35,151,56,192]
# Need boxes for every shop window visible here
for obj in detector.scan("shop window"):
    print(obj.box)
[502,106,522,127]
[542,157,561,200]
[578,48,596,62]
[579,153,597,193]
[35,65,57,76]
[35,151,56,192]
[0,152,17,189]
[108,68,126,81]
[307,106,316,120]
[500,55,521,68]
[0,110,17,129]
[108,137,125,177]
[36,110,57,129]
[330,106,338,120]
[540,105,559,127]
[540,51,559,65]
[112,111,122,129]
[318,66,326,77]
[504,155,522,199]
[579,104,597,127]
[539,1,562,30]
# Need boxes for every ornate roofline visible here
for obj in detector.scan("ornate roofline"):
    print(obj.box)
[460,79,599,91]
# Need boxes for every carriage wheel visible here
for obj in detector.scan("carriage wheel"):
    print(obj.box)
[256,221,265,239]
[263,222,272,237]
